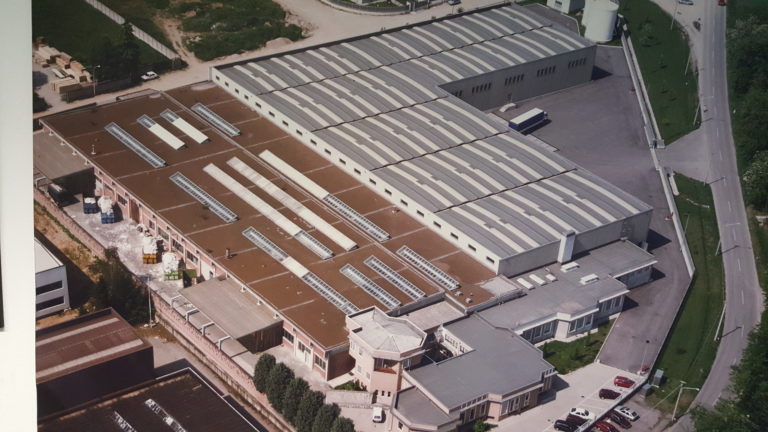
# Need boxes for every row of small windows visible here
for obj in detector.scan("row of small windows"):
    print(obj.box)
[451,90,463,98]
[568,58,587,69]
[504,73,525,86]
[36,296,65,312]
[36,280,63,296]
[536,65,557,77]
[471,82,492,94]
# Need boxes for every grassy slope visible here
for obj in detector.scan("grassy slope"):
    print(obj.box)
[648,175,723,413]
[541,320,613,374]
[619,0,699,143]
[33,0,167,68]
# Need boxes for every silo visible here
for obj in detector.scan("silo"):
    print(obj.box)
[584,0,619,43]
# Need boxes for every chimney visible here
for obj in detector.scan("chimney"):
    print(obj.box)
[225,248,231,259]
[557,230,576,263]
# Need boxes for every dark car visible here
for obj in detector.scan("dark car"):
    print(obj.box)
[613,376,636,388]
[594,421,620,432]
[554,419,576,431]
[566,414,587,427]
[599,388,621,399]
[608,410,633,428]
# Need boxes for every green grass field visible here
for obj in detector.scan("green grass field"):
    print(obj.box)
[619,0,699,143]
[540,320,613,374]
[33,0,168,71]
[647,175,724,414]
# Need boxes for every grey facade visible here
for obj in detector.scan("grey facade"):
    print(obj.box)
[212,4,651,278]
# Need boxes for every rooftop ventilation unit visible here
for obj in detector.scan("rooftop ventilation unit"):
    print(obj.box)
[340,264,401,310]
[561,261,580,272]
[364,256,425,300]
[397,245,460,290]
[169,172,238,223]
[191,103,240,137]
[580,274,599,285]
[105,122,166,168]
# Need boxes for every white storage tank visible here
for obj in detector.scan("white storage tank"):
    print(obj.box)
[584,0,619,43]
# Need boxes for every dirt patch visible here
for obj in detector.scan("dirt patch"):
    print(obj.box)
[36,308,81,329]
[265,37,293,49]
[34,202,98,278]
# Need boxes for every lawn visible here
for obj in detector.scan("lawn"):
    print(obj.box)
[100,0,174,49]
[645,175,724,414]
[619,0,699,143]
[540,320,613,374]
[32,0,169,71]
[171,0,303,61]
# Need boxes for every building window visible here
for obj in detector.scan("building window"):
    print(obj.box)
[186,251,198,264]
[369,179,377,185]
[172,239,184,253]
[354,168,361,175]
[282,120,289,127]
[339,158,346,165]
[468,244,476,252]
[117,194,127,205]
[158,228,169,241]
[385,189,392,196]
[235,88,240,94]
[324,149,332,155]
[36,296,65,311]
[450,232,459,240]
[225,82,229,87]
[148,220,155,230]
[255,102,261,108]
[269,111,275,117]
[314,355,327,370]
[486,257,495,264]
[400,199,408,207]
[523,392,531,407]
[416,210,424,217]
[296,129,302,136]
[36,281,63,296]
[310,139,317,145]
[433,221,441,228]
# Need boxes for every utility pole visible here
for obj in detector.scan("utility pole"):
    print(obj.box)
[693,100,701,125]
[670,0,680,30]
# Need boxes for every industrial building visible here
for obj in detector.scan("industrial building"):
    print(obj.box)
[38,368,262,432]
[34,238,70,318]
[36,309,154,417]
[38,5,655,424]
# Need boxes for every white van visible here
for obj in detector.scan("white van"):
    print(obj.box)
[372,406,384,423]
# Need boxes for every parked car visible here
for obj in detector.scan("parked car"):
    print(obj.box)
[570,407,596,421]
[372,406,384,423]
[141,71,159,81]
[677,0,693,4]
[614,376,635,388]
[599,388,621,399]
[608,410,633,428]
[566,414,587,427]
[718,0,726,5]
[614,406,640,422]
[448,0,461,5]
[594,421,620,432]
[554,419,576,431]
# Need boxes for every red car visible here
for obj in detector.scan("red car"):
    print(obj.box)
[614,376,635,388]
[594,422,620,432]
[599,388,621,399]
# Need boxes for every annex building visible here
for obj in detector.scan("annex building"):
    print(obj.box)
[39,4,656,430]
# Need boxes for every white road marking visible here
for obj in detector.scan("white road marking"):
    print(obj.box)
[728,201,732,213]
[737,258,742,271]
[717,128,720,137]
[741,290,744,305]
[719,150,723,160]
[741,326,745,337]
[732,228,737,241]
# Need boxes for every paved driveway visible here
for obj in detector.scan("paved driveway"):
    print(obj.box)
[498,45,690,374]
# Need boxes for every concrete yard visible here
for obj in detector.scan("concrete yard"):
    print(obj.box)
[496,45,690,375]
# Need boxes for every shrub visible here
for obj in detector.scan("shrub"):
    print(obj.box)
[252,354,275,393]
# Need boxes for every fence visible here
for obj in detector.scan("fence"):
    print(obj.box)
[60,77,132,103]
[325,390,374,408]
[34,188,106,260]
[83,0,179,60]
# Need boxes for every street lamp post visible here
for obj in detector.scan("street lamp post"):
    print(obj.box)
[672,381,701,421]
[92,65,101,97]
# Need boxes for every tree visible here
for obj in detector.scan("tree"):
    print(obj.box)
[473,419,497,432]
[330,416,355,432]
[87,248,147,324]
[743,151,768,211]
[735,87,768,162]
[294,391,325,432]
[691,401,757,432]
[120,22,140,82]
[282,377,309,423]
[252,354,275,393]
[265,362,294,409]
[311,403,340,432]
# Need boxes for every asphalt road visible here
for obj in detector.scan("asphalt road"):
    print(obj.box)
[663,1,764,429]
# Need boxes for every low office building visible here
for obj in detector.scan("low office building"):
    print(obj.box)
[393,315,556,431]
[36,308,154,417]
[38,368,262,432]
[34,238,70,318]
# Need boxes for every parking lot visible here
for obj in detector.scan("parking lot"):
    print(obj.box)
[494,363,643,432]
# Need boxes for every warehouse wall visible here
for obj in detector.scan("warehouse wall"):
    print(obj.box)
[439,45,597,111]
